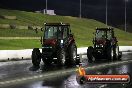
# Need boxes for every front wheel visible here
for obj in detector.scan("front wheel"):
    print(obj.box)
[118,52,122,60]
[32,48,41,67]
[87,46,94,63]
[107,47,114,61]
[57,49,66,66]
[114,45,119,60]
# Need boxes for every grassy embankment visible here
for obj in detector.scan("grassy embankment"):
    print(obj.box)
[0,8,132,49]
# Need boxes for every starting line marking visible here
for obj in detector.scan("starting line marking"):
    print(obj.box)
[0,60,132,86]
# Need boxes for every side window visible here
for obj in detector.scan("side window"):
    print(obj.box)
[45,27,54,39]
[107,31,112,40]
[53,27,57,38]
[63,26,68,39]
[58,27,62,39]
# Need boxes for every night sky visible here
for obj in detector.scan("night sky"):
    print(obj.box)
[0,0,132,28]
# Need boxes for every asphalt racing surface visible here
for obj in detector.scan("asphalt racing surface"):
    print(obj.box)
[0,52,132,88]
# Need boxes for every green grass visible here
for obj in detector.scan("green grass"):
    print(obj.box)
[0,29,43,37]
[0,8,132,49]
[0,39,132,50]
[0,39,41,50]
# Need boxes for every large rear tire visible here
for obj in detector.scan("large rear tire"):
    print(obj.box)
[107,47,114,61]
[118,52,122,60]
[67,43,77,66]
[113,45,119,60]
[87,46,94,63]
[57,49,66,66]
[32,48,41,67]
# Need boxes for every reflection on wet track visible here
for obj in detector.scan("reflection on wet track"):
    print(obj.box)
[0,52,132,88]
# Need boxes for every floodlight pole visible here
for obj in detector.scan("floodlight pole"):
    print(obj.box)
[46,0,47,14]
[106,0,108,26]
[80,0,82,18]
[125,0,128,32]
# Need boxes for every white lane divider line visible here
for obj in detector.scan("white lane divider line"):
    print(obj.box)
[0,60,132,86]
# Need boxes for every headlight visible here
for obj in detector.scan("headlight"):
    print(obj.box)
[61,40,64,44]
[96,44,103,47]
[96,45,99,47]
[49,46,52,48]
[100,44,103,47]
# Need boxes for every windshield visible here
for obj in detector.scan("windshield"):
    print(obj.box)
[44,25,69,39]
[95,30,106,40]
[44,26,64,39]
[44,26,58,39]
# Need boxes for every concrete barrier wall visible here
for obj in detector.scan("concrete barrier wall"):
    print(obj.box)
[0,46,132,61]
